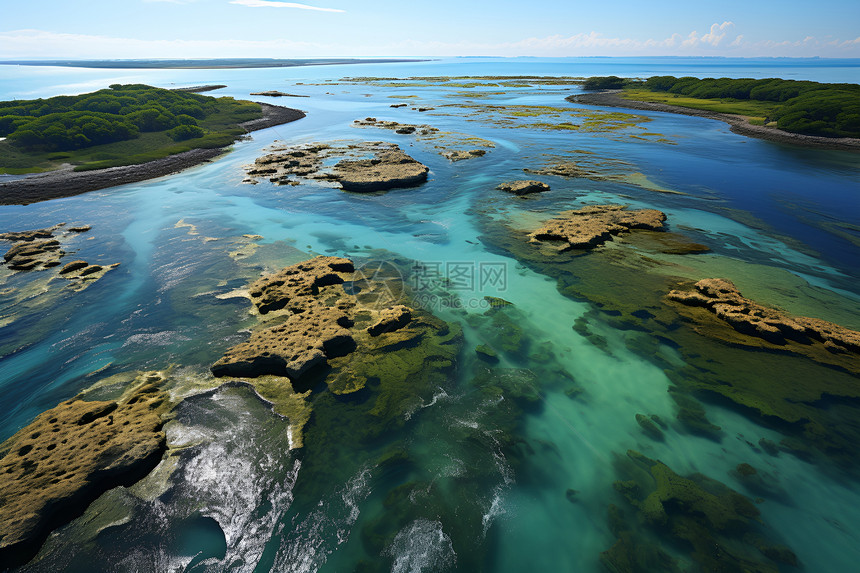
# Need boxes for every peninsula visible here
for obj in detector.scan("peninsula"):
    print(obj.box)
[0,84,305,204]
[572,76,860,150]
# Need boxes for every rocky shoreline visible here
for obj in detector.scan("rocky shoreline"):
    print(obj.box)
[570,91,860,151]
[0,103,306,206]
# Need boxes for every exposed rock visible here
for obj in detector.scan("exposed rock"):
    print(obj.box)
[61,262,120,283]
[212,255,461,425]
[442,149,486,162]
[497,179,550,195]
[3,239,64,270]
[0,382,168,567]
[335,147,429,192]
[417,107,434,112]
[244,141,429,192]
[67,225,91,233]
[58,260,89,274]
[247,255,355,315]
[368,305,412,336]
[529,205,666,252]
[667,278,860,354]
[249,91,309,98]
[353,117,439,136]
[525,161,592,179]
[390,103,409,108]
[212,256,357,379]
[0,224,63,242]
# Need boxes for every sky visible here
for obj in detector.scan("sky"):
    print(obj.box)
[1,0,859,59]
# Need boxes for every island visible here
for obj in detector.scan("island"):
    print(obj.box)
[573,76,860,150]
[0,84,305,204]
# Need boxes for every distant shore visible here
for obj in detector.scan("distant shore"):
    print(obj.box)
[0,58,428,70]
[570,91,860,151]
[0,103,305,206]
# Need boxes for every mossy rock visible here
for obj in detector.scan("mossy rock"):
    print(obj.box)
[0,382,169,567]
[635,413,664,441]
[604,450,795,573]
[475,344,499,362]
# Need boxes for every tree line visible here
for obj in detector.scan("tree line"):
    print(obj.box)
[0,84,255,151]
[582,76,860,138]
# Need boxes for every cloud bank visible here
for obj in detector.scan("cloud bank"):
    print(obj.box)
[229,0,344,12]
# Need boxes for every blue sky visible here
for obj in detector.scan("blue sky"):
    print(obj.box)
[1,0,859,59]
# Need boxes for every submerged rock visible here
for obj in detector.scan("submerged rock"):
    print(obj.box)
[0,382,168,567]
[605,449,797,573]
[635,413,664,441]
[529,205,667,252]
[497,180,550,195]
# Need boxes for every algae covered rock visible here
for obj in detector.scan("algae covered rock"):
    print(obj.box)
[497,179,550,195]
[212,256,358,380]
[668,278,860,363]
[0,383,168,567]
[604,450,796,573]
[529,205,667,252]
[334,147,429,192]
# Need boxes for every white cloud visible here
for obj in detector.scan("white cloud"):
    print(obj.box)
[229,0,343,12]
[700,21,734,46]
[0,29,322,59]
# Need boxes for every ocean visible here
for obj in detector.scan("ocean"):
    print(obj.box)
[1,57,859,572]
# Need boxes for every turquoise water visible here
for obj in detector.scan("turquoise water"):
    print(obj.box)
[1,59,860,572]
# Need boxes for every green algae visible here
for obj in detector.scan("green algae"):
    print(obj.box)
[437,102,676,144]
[605,450,796,573]
[475,203,860,472]
[635,413,665,441]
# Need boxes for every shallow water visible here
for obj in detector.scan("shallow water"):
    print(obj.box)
[1,59,859,572]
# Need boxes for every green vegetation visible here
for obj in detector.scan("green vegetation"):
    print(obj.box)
[0,84,262,173]
[618,75,860,138]
[582,75,627,90]
[621,89,779,124]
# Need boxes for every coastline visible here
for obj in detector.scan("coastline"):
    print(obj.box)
[569,91,860,151]
[0,103,305,206]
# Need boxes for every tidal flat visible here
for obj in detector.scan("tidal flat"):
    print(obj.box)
[0,60,859,572]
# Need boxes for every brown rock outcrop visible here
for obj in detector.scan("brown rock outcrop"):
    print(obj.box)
[529,205,667,251]
[0,224,63,242]
[212,257,359,379]
[244,142,429,192]
[0,382,168,567]
[212,256,424,383]
[497,180,550,195]
[334,147,429,192]
[442,149,487,162]
[368,305,412,336]
[668,278,860,353]
[3,239,64,270]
